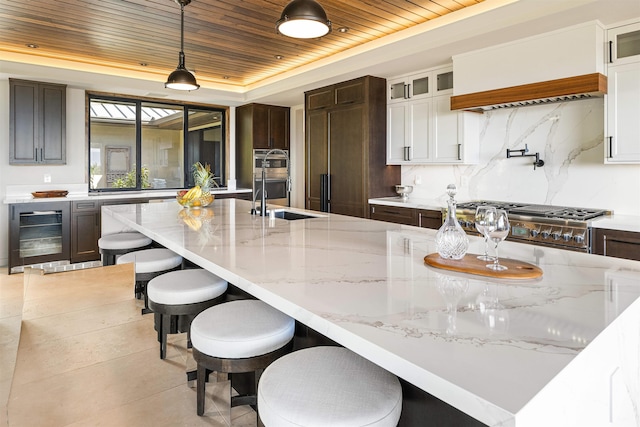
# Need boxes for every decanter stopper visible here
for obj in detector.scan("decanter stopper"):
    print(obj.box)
[435,184,469,260]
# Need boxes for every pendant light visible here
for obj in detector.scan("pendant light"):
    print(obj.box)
[276,0,331,39]
[165,0,200,91]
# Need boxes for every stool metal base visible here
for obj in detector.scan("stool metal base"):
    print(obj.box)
[192,341,293,420]
[149,294,226,359]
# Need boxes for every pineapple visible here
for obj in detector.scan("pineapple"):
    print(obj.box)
[192,162,216,193]
[190,162,217,207]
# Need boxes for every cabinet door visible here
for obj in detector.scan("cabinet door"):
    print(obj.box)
[306,110,328,211]
[370,205,417,225]
[387,103,408,164]
[593,228,640,261]
[417,209,443,229]
[329,105,364,217]
[608,22,640,65]
[388,77,409,104]
[40,83,66,164]
[9,81,38,163]
[432,95,462,163]
[409,99,431,162]
[335,80,364,105]
[269,106,289,150]
[71,200,101,263]
[307,87,334,111]
[606,62,640,163]
[252,104,270,149]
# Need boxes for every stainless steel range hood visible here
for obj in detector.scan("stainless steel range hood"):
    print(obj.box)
[450,73,607,112]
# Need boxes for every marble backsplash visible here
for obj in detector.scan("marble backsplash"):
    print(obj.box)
[403,98,640,215]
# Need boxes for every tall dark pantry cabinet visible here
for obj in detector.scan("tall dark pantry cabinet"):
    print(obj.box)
[305,76,400,218]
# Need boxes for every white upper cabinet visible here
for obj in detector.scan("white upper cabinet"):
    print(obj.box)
[607,21,640,65]
[605,21,640,164]
[388,68,453,104]
[452,21,606,96]
[387,65,478,165]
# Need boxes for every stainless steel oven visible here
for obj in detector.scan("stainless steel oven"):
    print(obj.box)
[253,149,290,206]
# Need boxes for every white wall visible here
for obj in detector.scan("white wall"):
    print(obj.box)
[403,98,640,215]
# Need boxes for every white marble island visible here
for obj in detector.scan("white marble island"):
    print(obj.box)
[102,199,640,427]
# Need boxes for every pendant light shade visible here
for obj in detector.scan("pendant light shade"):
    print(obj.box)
[165,0,199,91]
[276,0,331,39]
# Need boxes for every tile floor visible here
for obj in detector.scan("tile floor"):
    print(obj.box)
[0,265,256,427]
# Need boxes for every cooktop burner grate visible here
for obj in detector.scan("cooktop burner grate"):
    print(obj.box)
[457,201,610,221]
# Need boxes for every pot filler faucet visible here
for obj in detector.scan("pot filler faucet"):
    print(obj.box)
[251,149,291,216]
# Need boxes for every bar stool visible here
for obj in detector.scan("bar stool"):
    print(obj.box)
[147,269,228,359]
[190,299,295,420]
[116,248,183,314]
[98,232,152,266]
[257,346,403,427]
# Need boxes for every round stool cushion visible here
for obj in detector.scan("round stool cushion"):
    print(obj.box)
[191,300,294,359]
[116,248,182,274]
[258,346,402,427]
[98,232,152,250]
[147,269,227,305]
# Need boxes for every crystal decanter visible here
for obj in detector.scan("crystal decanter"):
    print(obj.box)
[435,184,469,260]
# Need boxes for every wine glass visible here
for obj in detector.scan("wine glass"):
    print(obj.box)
[486,209,510,271]
[475,206,497,261]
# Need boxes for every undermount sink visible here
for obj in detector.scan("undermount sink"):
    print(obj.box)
[272,209,321,220]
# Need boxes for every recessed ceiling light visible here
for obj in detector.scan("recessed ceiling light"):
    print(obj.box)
[275,55,284,60]
[26,43,39,48]
[337,27,349,33]
[139,62,148,67]
[223,76,230,79]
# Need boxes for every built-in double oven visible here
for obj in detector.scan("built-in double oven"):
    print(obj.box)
[253,149,290,206]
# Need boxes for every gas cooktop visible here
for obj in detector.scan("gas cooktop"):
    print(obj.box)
[456,201,610,221]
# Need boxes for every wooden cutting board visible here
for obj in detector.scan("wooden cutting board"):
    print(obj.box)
[424,253,543,279]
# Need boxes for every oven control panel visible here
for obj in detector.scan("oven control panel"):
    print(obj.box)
[454,213,590,252]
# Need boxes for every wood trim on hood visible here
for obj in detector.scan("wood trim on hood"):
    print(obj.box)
[450,73,607,112]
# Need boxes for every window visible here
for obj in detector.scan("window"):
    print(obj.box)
[88,94,226,192]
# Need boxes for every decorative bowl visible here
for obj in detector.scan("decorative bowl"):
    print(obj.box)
[395,185,413,200]
[176,192,214,208]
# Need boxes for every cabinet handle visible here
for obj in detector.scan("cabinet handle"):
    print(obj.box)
[371,206,375,214]
[457,144,462,160]
[406,84,411,99]
[40,148,43,162]
[608,136,613,158]
[11,205,15,221]
[34,148,38,161]
[608,41,613,63]
[403,146,411,161]
[418,212,422,228]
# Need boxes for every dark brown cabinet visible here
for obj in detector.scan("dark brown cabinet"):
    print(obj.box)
[9,79,66,164]
[370,205,418,226]
[236,103,290,150]
[417,209,443,230]
[593,228,640,261]
[369,205,443,229]
[71,200,102,263]
[305,76,400,218]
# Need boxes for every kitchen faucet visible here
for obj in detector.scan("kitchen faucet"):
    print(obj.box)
[253,148,291,216]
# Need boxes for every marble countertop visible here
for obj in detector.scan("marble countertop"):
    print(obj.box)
[3,187,251,204]
[102,199,640,426]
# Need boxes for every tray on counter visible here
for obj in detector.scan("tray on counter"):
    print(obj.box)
[424,253,543,279]
[31,190,69,198]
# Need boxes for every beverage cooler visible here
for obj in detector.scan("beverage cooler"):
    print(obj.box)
[8,201,70,273]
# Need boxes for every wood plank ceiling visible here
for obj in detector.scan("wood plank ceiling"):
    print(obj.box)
[0,0,483,88]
